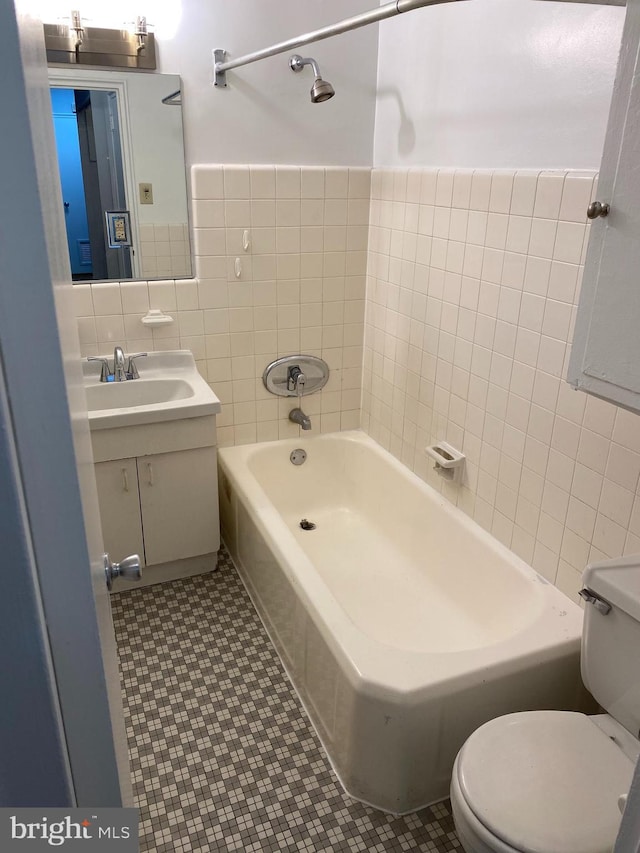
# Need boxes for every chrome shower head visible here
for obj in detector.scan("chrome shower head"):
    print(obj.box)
[310,77,335,103]
[289,54,335,103]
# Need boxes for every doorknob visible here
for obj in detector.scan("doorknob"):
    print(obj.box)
[104,553,142,591]
[587,201,610,219]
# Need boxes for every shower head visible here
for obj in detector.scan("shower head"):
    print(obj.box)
[310,77,335,104]
[289,54,335,103]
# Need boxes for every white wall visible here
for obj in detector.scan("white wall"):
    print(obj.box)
[374,0,626,169]
[156,0,379,167]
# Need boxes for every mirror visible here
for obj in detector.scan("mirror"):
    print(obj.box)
[49,68,191,283]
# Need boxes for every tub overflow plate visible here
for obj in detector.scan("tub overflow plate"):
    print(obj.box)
[290,448,307,465]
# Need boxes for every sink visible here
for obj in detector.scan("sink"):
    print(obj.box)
[85,377,193,410]
[83,350,221,430]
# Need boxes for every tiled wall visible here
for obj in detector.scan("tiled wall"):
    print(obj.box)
[139,223,191,279]
[362,168,640,603]
[73,165,370,446]
[73,161,640,603]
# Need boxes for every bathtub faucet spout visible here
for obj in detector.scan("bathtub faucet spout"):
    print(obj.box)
[289,407,312,430]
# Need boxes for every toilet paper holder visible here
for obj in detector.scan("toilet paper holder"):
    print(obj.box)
[425,441,465,482]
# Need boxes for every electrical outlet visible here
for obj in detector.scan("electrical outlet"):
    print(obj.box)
[139,183,154,204]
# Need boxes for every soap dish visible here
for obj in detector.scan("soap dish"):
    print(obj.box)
[141,309,174,326]
[425,441,465,482]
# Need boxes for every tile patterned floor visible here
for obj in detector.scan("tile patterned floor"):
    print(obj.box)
[111,548,462,853]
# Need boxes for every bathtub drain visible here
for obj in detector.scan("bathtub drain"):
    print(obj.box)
[290,449,307,465]
[299,519,316,531]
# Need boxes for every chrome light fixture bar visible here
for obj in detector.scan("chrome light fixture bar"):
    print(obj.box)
[44,9,156,69]
[214,0,465,88]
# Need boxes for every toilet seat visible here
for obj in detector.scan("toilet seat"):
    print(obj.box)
[454,711,634,853]
[451,761,523,853]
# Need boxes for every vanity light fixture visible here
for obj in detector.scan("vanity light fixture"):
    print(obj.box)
[43,9,157,69]
[134,15,148,53]
[70,9,83,48]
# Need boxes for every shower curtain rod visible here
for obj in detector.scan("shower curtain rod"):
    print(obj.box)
[213,0,465,87]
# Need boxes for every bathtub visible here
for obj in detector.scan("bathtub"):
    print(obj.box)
[218,431,588,814]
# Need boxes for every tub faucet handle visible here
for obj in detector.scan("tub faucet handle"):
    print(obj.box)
[287,364,306,394]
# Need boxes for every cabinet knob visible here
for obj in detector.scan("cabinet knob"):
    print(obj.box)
[587,201,610,219]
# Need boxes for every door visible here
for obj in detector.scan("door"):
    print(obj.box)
[75,88,133,281]
[1,5,129,806]
[568,0,640,412]
[50,88,93,277]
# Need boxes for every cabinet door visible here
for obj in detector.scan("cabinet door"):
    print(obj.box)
[94,458,145,566]
[568,1,640,411]
[138,446,219,566]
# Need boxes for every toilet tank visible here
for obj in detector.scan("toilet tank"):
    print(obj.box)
[581,556,640,738]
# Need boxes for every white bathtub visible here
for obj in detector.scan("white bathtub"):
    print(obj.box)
[218,431,588,814]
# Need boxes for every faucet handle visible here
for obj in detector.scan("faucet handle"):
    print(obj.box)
[287,364,306,393]
[87,356,111,382]
[126,352,147,379]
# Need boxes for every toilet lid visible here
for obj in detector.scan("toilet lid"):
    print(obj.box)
[457,711,634,853]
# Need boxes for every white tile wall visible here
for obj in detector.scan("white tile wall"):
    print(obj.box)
[362,167,640,604]
[138,224,191,279]
[74,165,370,446]
[74,161,640,604]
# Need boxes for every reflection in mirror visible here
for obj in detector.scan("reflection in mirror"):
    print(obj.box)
[49,68,191,283]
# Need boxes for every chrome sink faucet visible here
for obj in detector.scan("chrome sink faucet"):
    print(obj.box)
[113,346,127,382]
[87,348,147,382]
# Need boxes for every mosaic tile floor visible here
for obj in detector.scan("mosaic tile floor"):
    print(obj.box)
[111,548,462,853]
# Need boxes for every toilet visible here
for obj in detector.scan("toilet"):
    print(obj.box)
[450,555,640,853]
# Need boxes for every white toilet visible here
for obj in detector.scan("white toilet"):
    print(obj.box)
[450,556,640,853]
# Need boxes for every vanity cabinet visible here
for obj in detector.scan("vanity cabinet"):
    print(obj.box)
[568,0,640,412]
[96,447,218,568]
[90,413,220,586]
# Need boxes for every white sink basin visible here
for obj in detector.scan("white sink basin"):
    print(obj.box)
[85,377,193,410]
[83,350,221,430]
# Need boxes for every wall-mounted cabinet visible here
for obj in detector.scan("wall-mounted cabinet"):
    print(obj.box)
[568,1,640,412]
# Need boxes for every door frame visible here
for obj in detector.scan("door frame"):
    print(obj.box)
[0,3,128,805]
[49,69,142,280]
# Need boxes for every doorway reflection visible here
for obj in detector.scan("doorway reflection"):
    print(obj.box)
[50,87,132,281]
